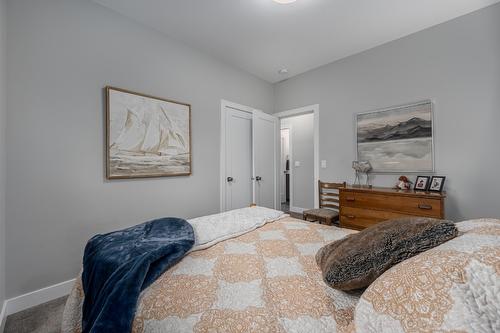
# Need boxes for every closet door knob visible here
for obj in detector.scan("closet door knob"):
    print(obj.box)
[227,177,234,182]
[256,176,262,181]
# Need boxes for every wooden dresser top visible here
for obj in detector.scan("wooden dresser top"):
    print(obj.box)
[341,185,446,199]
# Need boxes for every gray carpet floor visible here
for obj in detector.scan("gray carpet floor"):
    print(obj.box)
[4,296,68,333]
[281,202,290,213]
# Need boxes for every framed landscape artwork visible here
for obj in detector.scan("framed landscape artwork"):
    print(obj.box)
[106,86,191,179]
[356,100,434,173]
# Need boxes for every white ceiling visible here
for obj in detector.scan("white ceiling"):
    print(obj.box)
[94,0,500,83]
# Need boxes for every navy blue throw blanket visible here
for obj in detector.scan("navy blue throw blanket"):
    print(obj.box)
[82,217,195,333]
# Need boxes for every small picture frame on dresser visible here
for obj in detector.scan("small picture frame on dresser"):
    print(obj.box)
[414,176,430,191]
[428,176,446,192]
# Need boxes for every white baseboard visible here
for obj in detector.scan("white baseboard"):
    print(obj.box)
[0,300,6,332]
[290,206,306,214]
[5,278,75,317]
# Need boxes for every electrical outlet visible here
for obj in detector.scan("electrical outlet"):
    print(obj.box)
[321,160,327,168]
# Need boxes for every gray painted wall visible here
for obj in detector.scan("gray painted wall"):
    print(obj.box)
[5,0,273,298]
[0,0,6,307]
[274,3,500,221]
[281,114,314,210]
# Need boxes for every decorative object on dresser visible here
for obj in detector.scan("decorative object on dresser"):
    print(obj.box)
[352,160,372,188]
[303,181,346,226]
[414,175,430,191]
[395,175,412,190]
[106,86,191,179]
[339,186,446,230]
[356,100,434,173]
[429,176,446,192]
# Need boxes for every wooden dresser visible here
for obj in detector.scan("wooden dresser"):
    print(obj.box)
[339,186,446,230]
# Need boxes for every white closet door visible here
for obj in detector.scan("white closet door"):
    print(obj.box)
[253,111,278,209]
[225,107,253,210]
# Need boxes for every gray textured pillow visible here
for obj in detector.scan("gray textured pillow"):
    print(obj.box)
[315,217,458,291]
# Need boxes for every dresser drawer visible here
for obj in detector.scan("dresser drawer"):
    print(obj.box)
[340,207,413,230]
[340,191,443,218]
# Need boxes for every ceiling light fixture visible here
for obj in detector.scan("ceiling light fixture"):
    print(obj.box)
[278,68,289,74]
[273,0,297,4]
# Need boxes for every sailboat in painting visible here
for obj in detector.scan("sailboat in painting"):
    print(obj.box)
[107,87,191,178]
[112,107,188,157]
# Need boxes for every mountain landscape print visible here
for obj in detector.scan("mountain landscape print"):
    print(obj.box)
[106,87,191,179]
[357,101,433,172]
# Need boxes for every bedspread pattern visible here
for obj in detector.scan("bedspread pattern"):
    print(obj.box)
[63,217,358,333]
[351,218,500,333]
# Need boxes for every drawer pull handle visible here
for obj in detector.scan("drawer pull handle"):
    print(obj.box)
[346,215,356,219]
[418,204,432,210]
[346,197,356,202]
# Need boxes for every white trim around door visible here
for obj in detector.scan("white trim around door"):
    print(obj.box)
[274,104,320,209]
[279,121,298,212]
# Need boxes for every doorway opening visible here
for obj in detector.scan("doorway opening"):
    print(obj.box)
[275,105,319,214]
[280,128,290,213]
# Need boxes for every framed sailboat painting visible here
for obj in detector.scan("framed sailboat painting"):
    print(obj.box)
[106,86,191,179]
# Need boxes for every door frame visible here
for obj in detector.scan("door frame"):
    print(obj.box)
[279,122,294,209]
[220,100,278,212]
[279,128,290,204]
[274,104,320,211]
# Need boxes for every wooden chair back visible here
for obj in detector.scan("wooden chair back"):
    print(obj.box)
[319,180,346,211]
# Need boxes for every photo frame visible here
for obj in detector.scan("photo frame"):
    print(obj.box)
[414,176,430,191]
[106,86,191,179]
[356,100,434,173]
[429,176,446,192]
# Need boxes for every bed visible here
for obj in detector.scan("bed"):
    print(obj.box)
[62,208,500,333]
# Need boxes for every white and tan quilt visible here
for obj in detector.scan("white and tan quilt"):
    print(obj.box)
[62,212,500,333]
[351,218,500,333]
[62,213,358,333]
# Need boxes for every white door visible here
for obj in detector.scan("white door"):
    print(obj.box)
[253,111,278,209]
[224,107,253,210]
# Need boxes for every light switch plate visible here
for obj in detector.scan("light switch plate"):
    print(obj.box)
[294,161,301,167]
[321,160,327,168]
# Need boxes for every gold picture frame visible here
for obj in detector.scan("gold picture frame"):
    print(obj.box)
[106,86,191,179]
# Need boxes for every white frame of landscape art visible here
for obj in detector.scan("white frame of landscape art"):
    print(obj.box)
[106,86,192,179]
[355,100,435,174]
